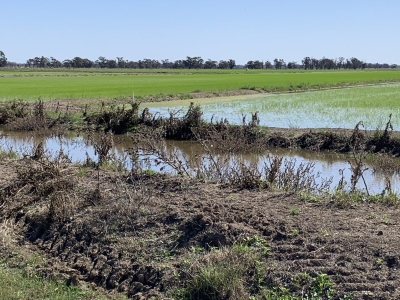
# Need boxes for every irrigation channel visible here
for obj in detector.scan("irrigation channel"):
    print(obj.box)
[1,129,399,195]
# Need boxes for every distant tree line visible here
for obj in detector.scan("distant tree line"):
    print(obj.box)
[22,56,237,70]
[247,57,397,70]
[0,51,398,69]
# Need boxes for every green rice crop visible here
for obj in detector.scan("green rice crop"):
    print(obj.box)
[145,83,400,130]
[0,69,400,100]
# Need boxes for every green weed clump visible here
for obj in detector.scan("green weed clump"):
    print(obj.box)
[173,235,338,300]
[175,237,269,300]
[330,189,400,208]
[0,148,19,160]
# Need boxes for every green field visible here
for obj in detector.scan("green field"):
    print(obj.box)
[1,68,400,100]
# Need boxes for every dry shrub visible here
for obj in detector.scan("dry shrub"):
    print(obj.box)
[1,149,77,221]
[85,101,140,133]
[264,155,332,193]
[88,130,114,166]
[226,162,265,190]
[130,129,193,177]
[193,113,266,153]
[0,99,30,125]
[373,154,400,176]
[349,121,365,149]
[82,168,154,240]
[0,99,70,131]
[134,131,332,193]
[348,154,369,194]
[161,102,204,140]
[48,191,76,222]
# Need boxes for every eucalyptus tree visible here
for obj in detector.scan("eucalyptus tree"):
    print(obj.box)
[184,56,204,69]
[117,57,127,68]
[287,61,298,69]
[218,60,229,69]
[228,59,236,69]
[72,57,83,68]
[96,56,107,68]
[302,57,311,69]
[0,51,7,67]
[273,58,285,69]
[50,57,62,68]
[161,59,173,68]
[82,58,94,68]
[247,60,264,69]
[264,61,272,69]
[26,58,35,68]
[173,60,185,69]
[204,59,218,69]
[106,59,117,68]
[63,59,73,68]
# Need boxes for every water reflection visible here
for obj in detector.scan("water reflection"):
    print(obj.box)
[0,129,399,195]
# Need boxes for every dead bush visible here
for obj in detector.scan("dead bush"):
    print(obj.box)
[0,99,70,131]
[88,130,114,166]
[85,101,141,133]
[1,149,77,221]
[264,155,332,193]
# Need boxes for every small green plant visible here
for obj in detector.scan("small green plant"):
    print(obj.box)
[293,272,312,287]
[238,235,270,256]
[300,192,320,202]
[190,246,205,254]
[76,167,88,177]
[290,207,300,215]
[0,149,19,160]
[322,228,330,237]
[375,258,385,269]
[311,273,335,299]
[140,169,158,176]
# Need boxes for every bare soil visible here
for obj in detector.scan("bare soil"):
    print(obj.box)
[1,158,400,299]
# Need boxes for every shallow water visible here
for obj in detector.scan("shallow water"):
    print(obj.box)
[1,129,399,195]
[143,84,400,130]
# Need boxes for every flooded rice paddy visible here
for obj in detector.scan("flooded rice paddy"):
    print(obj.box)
[1,129,399,195]
[143,83,400,130]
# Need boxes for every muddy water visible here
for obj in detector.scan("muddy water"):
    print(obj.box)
[1,129,399,195]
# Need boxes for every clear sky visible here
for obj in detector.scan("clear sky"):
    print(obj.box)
[2,0,399,64]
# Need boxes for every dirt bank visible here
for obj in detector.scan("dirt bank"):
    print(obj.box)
[1,157,400,299]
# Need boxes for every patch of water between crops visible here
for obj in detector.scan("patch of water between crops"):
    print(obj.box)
[143,84,400,130]
[1,130,400,195]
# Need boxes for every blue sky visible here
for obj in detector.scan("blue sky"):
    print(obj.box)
[2,0,399,64]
